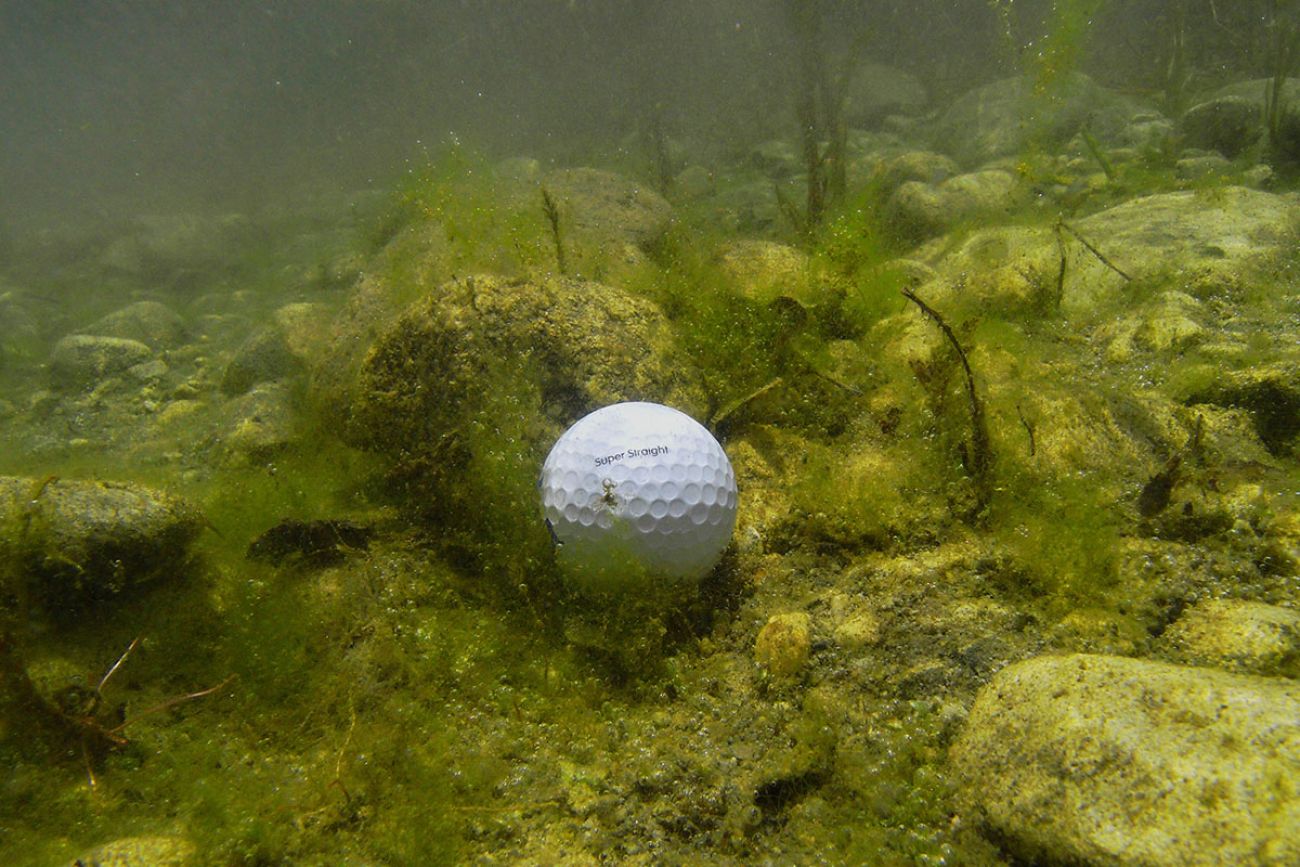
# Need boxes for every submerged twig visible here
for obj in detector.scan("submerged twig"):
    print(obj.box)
[1058,220,1132,282]
[901,288,994,518]
[1080,125,1116,181]
[1016,403,1037,457]
[812,368,862,396]
[107,674,236,735]
[96,637,139,694]
[1053,222,1069,309]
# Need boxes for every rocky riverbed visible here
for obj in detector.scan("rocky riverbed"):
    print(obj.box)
[1,67,1298,866]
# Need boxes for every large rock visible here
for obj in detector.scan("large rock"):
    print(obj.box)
[1205,77,1300,112]
[713,181,783,234]
[47,334,153,390]
[0,287,44,368]
[929,73,1151,166]
[1159,600,1300,678]
[220,326,303,396]
[310,220,454,433]
[1189,362,1300,457]
[539,167,673,264]
[900,185,1300,315]
[714,240,813,305]
[950,653,1300,866]
[97,212,252,279]
[351,276,702,447]
[220,381,298,464]
[339,273,705,563]
[1180,95,1261,158]
[349,273,705,458]
[877,151,961,195]
[886,169,1022,242]
[84,299,187,350]
[1205,77,1300,163]
[843,61,928,126]
[0,476,205,607]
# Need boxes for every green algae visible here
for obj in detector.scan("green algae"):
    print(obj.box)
[627,228,796,421]
[374,144,552,281]
[2,93,1299,867]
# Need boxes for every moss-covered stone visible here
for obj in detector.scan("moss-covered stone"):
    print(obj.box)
[48,335,153,391]
[903,186,1299,314]
[539,167,673,278]
[714,239,814,306]
[0,476,204,609]
[69,834,196,867]
[754,611,812,678]
[85,300,188,351]
[350,273,704,456]
[1159,599,1300,678]
[951,653,1300,866]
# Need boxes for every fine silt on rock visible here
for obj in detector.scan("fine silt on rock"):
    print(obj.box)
[950,653,1300,867]
[0,475,205,608]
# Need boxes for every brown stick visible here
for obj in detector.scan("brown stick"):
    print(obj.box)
[1058,220,1132,282]
[109,674,236,734]
[901,288,994,517]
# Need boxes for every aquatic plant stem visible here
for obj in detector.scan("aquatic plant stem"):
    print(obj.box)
[1058,220,1132,282]
[541,187,567,276]
[901,288,993,519]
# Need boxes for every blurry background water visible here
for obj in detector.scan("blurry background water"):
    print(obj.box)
[3,3,1299,865]
[2,0,1265,231]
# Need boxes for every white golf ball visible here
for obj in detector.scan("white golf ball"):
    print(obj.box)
[540,401,738,592]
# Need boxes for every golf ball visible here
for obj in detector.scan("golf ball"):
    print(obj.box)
[540,401,737,592]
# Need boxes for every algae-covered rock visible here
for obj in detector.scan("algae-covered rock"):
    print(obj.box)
[1176,152,1234,180]
[755,611,813,678]
[715,239,814,305]
[951,653,1300,866]
[48,334,153,390]
[539,167,673,268]
[1180,95,1261,158]
[220,381,298,464]
[0,476,204,606]
[1189,362,1300,457]
[842,61,929,126]
[0,289,45,379]
[271,301,332,360]
[1159,600,1300,678]
[220,326,303,396]
[904,185,1299,314]
[929,73,1148,166]
[69,833,196,867]
[886,169,1022,242]
[85,300,188,351]
[1100,291,1207,362]
[713,181,783,234]
[1069,186,1297,308]
[749,139,801,178]
[310,220,455,432]
[350,273,703,455]
[673,164,714,200]
[877,150,960,195]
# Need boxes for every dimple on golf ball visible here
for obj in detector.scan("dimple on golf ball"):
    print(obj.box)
[540,401,738,592]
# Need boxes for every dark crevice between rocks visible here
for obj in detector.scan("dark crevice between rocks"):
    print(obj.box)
[1191,377,1300,457]
[753,769,829,824]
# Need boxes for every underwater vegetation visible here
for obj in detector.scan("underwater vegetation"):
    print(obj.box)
[1,2,1299,865]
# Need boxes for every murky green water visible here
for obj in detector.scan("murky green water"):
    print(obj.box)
[2,3,1298,865]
